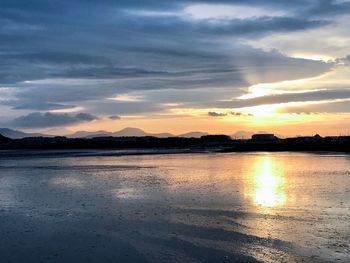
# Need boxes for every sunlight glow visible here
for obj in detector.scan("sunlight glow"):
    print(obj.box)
[50,106,84,113]
[289,53,334,62]
[184,4,285,20]
[108,94,143,102]
[238,76,328,100]
[248,156,286,207]
[241,98,350,117]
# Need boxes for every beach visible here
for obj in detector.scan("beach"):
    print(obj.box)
[0,151,349,262]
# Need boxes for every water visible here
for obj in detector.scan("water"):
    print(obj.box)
[0,151,349,262]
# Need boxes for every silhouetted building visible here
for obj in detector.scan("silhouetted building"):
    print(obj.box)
[200,135,231,142]
[324,136,350,143]
[338,136,350,143]
[293,134,323,143]
[251,134,277,141]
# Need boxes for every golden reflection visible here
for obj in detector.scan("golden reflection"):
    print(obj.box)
[247,156,286,207]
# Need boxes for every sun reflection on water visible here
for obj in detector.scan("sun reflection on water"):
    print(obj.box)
[248,156,286,208]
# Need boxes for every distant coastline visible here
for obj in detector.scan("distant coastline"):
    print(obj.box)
[0,133,349,154]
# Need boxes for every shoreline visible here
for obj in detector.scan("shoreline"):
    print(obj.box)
[1,134,349,154]
[0,147,349,158]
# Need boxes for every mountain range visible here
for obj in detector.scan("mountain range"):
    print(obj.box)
[69,128,213,138]
[0,128,50,139]
[69,127,175,138]
[0,127,211,139]
[0,127,260,139]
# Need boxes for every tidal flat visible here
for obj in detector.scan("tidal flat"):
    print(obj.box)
[0,151,349,262]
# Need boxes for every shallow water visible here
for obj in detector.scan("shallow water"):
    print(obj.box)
[0,151,349,262]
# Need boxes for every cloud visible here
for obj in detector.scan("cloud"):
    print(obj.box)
[109,115,121,120]
[208,111,254,117]
[12,112,99,128]
[12,102,74,111]
[4,48,331,114]
[0,1,332,86]
[208,112,227,117]
[230,112,254,117]
[211,89,350,109]
[279,100,350,114]
[84,100,165,115]
[0,0,348,127]
[304,0,350,16]
[338,55,350,65]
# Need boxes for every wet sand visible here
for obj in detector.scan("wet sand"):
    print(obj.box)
[0,151,349,262]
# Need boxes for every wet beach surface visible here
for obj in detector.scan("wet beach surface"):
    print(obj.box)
[0,151,349,262]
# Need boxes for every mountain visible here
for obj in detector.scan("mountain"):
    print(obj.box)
[69,130,112,138]
[230,130,281,139]
[230,131,254,139]
[69,128,210,138]
[112,127,174,138]
[148,132,174,138]
[179,131,209,138]
[0,134,11,144]
[69,127,174,138]
[0,128,50,139]
[0,127,284,140]
[113,127,148,137]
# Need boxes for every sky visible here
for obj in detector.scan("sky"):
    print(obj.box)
[1,0,350,136]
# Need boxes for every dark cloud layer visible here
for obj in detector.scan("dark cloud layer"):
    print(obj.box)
[109,115,121,120]
[12,112,99,128]
[0,0,347,127]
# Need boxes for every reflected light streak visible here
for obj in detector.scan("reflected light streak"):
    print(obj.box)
[112,187,143,200]
[248,156,286,207]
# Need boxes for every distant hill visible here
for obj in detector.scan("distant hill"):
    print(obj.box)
[69,130,113,138]
[1,127,191,139]
[69,128,211,138]
[69,127,174,138]
[67,127,209,138]
[0,134,11,143]
[148,132,175,138]
[230,130,273,139]
[0,128,50,139]
[113,127,147,137]
[179,131,209,138]
[230,131,254,139]
[2,127,277,140]
[70,128,284,139]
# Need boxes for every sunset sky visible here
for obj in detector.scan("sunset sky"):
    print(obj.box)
[1,0,350,136]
